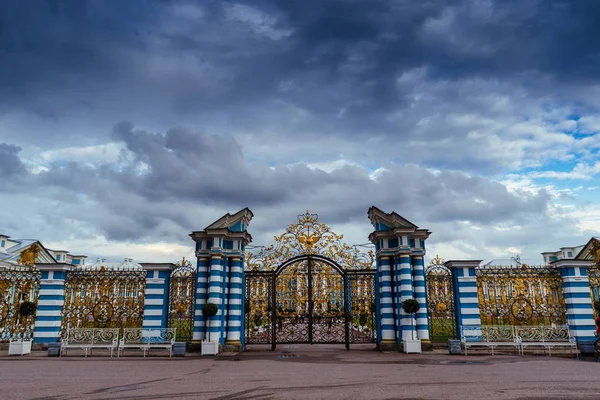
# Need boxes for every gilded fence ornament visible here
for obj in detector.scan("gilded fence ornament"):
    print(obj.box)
[168,257,196,341]
[476,264,566,326]
[62,266,146,334]
[425,255,456,341]
[0,265,41,340]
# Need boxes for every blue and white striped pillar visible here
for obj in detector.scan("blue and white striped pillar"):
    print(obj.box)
[556,260,596,342]
[412,255,429,342]
[446,260,482,333]
[142,264,173,329]
[207,254,224,343]
[33,264,71,343]
[398,254,415,341]
[392,255,402,343]
[193,255,209,342]
[226,256,243,345]
[379,256,395,343]
[220,256,229,343]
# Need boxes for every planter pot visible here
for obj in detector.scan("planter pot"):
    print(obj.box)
[201,341,219,356]
[403,339,421,354]
[9,339,33,356]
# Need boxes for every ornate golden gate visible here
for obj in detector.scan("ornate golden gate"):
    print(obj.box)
[168,258,196,341]
[425,256,456,341]
[0,265,41,341]
[245,211,375,349]
[62,267,146,333]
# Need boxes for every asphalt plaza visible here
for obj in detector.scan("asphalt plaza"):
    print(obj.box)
[1,344,600,400]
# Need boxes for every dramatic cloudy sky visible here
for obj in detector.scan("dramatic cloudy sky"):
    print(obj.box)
[1,0,599,265]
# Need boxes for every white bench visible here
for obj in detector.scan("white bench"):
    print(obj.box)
[514,325,577,357]
[60,328,119,357]
[461,325,520,355]
[118,328,176,357]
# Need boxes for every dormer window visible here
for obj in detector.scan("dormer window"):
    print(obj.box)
[1,240,4,248]
[568,251,573,258]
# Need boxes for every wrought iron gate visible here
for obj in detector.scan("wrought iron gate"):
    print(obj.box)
[168,258,196,341]
[62,267,146,334]
[425,256,456,342]
[244,211,376,349]
[0,266,41,341]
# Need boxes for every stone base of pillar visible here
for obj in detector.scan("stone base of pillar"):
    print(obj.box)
[222,342,242,352]
[420,340,433,351]
[377,341,402,352]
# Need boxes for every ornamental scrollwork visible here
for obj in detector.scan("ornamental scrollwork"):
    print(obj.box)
[246,211,374,271]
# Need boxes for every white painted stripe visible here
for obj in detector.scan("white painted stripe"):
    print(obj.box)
[413,287,425,293]
[399,273,412,280]
[38,300,65,306]
[229,299,242,305]
[381,331,395,340]
[461,297,479,304]
[34,331,60,338]
[230,277,243,284]
[208,287,222,293]
[144,299,163,306]
[146,278,165,284]
[563,277,589,283]
[228,310,242,316]
[380,298,393,304]
[35,320,62,328]
[226,332,241,340]
[461,318,481,325]
[381,307,393,314]
[566,298,593,304]
[400,284,412,291]
[146,288,164,295]
[197,277,208,283]
[143,320,162,327]
[230,288,242,295]
[413,276,424,281]
[209,276,222,283]
[381,318,395,325]
[144,309,163,316]
[380,275,391,282]
[460,308,480,316]
[228,321,241,327]
[35,310,62,317]
[563,286,592,294]
[210,265,223,272]
[570,329,596,336]
[566,309,594,317]
[458,286,477,293]
[39,289,65,296]
[457,277,477,283]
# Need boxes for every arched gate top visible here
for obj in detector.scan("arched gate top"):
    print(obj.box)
[275,254,346,276]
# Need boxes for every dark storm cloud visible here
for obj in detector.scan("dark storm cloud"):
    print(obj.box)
[0,143,26,178]
[0,122,553,242]
[3,0,600,133]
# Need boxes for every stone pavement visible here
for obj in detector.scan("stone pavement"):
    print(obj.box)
[1,344,600,400]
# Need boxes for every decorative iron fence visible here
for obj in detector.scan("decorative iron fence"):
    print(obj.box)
[425,256,456,341]
[476,264,567,326]
[61,267,146,335]
[168,260,196,341]
[0,266,41,341]
[588,266,600,317]
[346,270,377,343]
[244,271,274,344]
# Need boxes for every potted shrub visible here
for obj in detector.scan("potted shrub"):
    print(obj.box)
[201,302,219,356]
[8,301,37,356]
[402,298,421,354]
